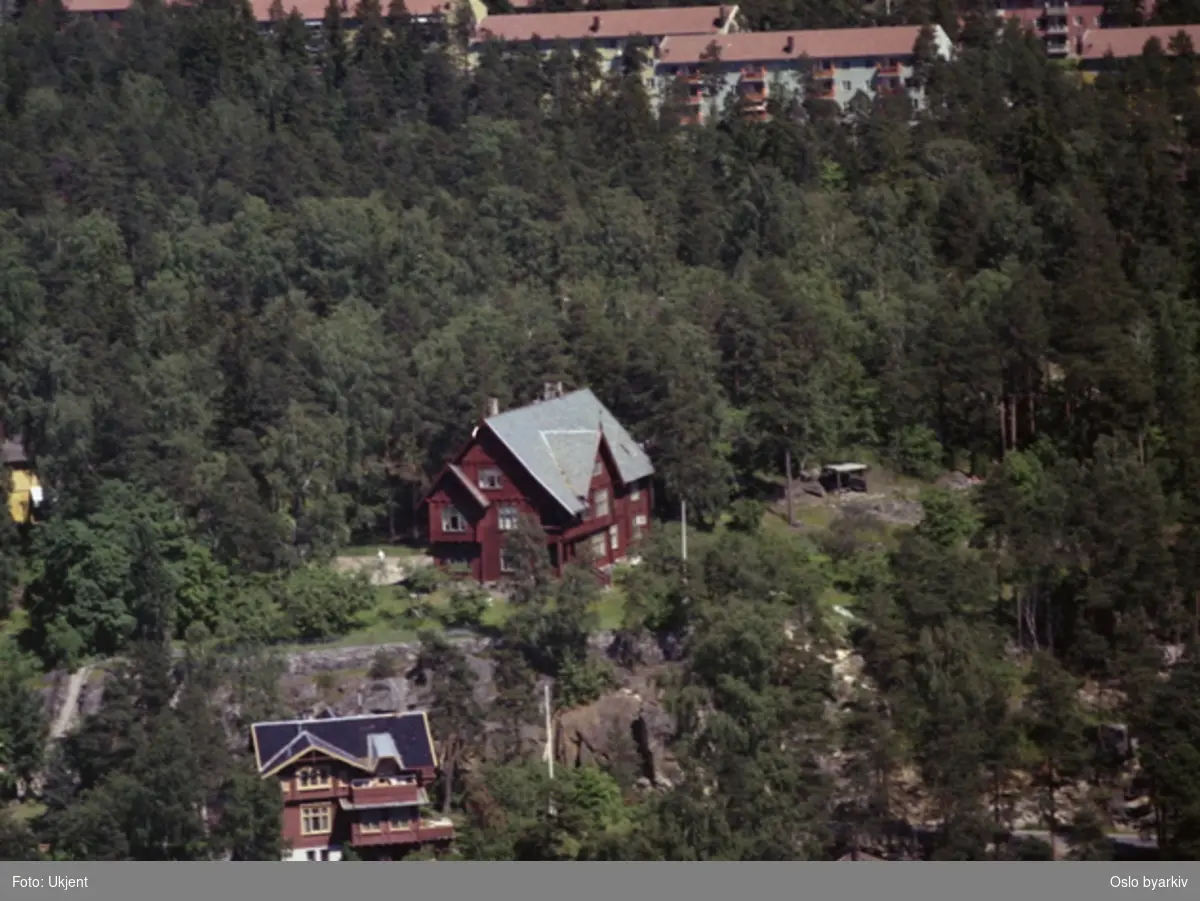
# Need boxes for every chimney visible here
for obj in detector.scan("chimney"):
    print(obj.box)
[716,4,725,24]
[487,397,500,418]
[590,14,600,31]
[784,35,795,53]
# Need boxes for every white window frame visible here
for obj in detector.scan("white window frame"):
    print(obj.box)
[500,549,518,573]
[633,513,648,541]
[609,524,620,551]
[631,487,641,502]
[498,503,519,531]
[588,532,607,560]
[442,506,467,533]
[593,459,603,478]
[593,489,610,519]
[479,468,502,490]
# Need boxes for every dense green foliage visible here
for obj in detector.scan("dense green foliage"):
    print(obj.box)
[6,0,1200,862]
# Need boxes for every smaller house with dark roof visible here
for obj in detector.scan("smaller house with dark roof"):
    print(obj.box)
[419,383,655,584]
[251,711,453,861]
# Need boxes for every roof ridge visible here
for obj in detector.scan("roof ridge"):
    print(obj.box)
[252,710,428,729]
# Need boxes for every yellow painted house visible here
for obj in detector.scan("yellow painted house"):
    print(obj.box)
[3,436,43,525]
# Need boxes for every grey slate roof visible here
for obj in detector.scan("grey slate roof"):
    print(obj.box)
[483,389,654,515]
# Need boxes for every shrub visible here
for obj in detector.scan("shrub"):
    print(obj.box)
[406,565,446,595]
[443,586,490,629]
[368,649,398,680]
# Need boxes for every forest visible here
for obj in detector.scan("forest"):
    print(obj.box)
[3,0,1200,861]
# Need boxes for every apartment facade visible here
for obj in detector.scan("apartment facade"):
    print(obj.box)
[995,2,1104,59]
[653,25,953,124]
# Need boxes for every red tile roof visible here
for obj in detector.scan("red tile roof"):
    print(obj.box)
[657,25,926,66]
[1079,24,1200,60]
[62,0,454,21]
[473,4,735,42]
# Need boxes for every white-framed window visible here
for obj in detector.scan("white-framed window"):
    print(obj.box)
[593,459,603,478]
[609,524,620,552]
[633,513,648,542]
[479,468,502,490]
[588,532,607,560]
[498,504,519,531]
[631,487,642,502]
[501,549,518,573]
[841,80,852,91]
[301,804,332,836]
[442,506,467,533]
[593,489,610,519]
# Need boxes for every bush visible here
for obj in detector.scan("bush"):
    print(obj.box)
[276,567,376,641]
[368,649,398,680]
[406,565,446,595]
[443,586,490,629]
[728,498,765,534]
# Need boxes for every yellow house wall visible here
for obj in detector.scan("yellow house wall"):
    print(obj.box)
[9,468,40,525]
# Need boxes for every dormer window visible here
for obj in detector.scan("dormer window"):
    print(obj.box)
[479,468,502,490]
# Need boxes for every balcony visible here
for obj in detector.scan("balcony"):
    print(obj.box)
[1045,39,1069,56]
[741,65,767,83]
[348,777,426,808]
[876,62,902,76]
[1043,0,1067,12]
[739,87,767,104]
[812,64,836,79]
[349,818,457,847]
[1041,18,1068,33]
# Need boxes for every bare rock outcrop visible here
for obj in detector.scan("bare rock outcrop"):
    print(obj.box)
[554,675,676,787]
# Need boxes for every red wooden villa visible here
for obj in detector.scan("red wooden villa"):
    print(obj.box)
[420,384,655,583]
[252,711,453,861]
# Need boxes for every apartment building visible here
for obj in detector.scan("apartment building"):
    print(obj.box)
[1078,23,1200,71]
[995,2,1103,58]
[469,5,740,70]
[61,0,483,36]
[653,25,953,124]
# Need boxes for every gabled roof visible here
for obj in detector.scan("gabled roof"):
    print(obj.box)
[1078,24,1200,61]
[657,25,930,66]
[252,711,437,775]
[473,5,736,44]
[484,389,654,516]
